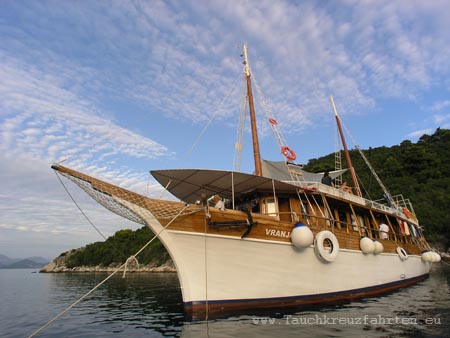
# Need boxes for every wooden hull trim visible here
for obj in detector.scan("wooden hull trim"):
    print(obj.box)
[167,229,423,258]
[184,273,429,320]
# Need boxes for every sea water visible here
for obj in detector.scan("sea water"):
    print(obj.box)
[1,264,449,337]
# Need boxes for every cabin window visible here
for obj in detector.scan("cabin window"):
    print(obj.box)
[251,199,260,213]
[350,214,358,232]
[336,210,348,229]
[363,216,372,236]
[358,215,366,234]
[262,197,278,218]
[323,206,331,227]
[300,201,309,221]
[368,216,378,238]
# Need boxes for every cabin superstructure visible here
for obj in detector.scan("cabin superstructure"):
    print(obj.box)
[148,162,429,256]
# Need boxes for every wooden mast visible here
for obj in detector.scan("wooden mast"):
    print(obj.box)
[243,44,263,176]
[330,96,362,197]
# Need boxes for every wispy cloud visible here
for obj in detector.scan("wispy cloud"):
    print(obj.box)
[407,128,433,139]
[0,55,170,163]
[431,100,450,112]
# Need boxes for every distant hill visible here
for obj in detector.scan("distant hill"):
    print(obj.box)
[7,259,46,269]
[0,254,16,267]
[304,128,450,251]
[41,227,173,272]
[0,254,49,269]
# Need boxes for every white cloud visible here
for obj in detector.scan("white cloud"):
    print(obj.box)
[0,55,171,166]
[431,100,450,112]
[407,128,433,139]
[433,114,450,125]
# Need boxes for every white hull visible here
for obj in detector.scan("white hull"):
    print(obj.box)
[131,201,430,314]
[163,230,429,301]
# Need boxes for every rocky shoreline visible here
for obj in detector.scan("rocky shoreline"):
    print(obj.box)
[40,249,176,273]
[40,264,176,273]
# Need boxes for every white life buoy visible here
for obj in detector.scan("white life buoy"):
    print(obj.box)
[314,230,339,263]
[396,246,408,261]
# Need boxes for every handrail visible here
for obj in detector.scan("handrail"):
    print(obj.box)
[296,210,423,246]
[262,211,299,222]
[288,180,419,225]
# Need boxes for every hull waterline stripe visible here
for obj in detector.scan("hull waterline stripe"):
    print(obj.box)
[184,273,429,307]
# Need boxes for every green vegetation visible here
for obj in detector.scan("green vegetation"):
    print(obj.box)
[65,227,170,268]
[304,128,450,250]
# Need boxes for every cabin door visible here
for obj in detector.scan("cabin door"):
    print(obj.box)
[278,197,291,222]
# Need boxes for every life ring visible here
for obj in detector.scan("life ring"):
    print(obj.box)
[281,146,296,161]
[268,118,278,125]
[314,230,339,263]
[396,246,408,261]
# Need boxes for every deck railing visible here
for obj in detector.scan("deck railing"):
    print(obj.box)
[289,180,419,225]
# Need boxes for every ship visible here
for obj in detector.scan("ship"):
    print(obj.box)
[52,44,440,320]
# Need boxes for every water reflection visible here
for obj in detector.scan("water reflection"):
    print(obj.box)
[42,272,185,337]
[181,264,450,338]
[4,264,448,337]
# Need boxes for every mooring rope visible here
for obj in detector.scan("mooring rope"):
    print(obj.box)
[122,255,139,278]
[28,204,190,338]
[441,258,450,266]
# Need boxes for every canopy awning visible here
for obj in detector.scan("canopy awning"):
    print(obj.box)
[150,169,300,204]
[261,160,347,182]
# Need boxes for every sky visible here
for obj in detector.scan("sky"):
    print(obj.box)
[1,0,450,259]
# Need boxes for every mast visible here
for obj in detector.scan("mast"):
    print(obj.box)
[243,44,263,176]
[330,96,362,197]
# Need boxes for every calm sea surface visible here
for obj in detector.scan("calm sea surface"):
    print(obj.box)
[1,264,449,338]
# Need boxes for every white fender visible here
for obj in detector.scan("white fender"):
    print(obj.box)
[373,241,384,255]
[290,222,314,249]
[314,230,339,263]
[431,252,441,263]
[360,237,375,254]
[421,251,433,262]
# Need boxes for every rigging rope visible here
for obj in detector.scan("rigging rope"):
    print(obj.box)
[251,74,288,149]
[337,111,395,205]
[185,69,243,160]
[54,171,128,260]
[251,72,322,219]
[28,203,190,338]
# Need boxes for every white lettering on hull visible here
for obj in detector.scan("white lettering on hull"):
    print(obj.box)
[265,228,291,238]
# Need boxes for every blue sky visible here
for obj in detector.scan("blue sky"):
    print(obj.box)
[1,0,450,259]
